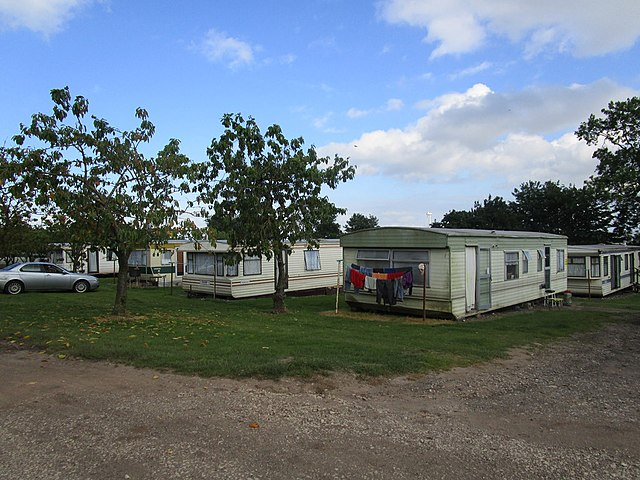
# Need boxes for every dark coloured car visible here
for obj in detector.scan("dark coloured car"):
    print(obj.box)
[0,262,100,295]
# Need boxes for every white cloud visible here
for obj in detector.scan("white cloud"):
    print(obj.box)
[379,0,640,58]
[319,79,637,188]
[386,98,404,111]
[0,0,92,35]
[346,98,405,119]
[198,29,255,69]
[313,112,333,129]
[450,61,492,80]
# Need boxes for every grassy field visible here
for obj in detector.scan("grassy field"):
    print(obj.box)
[1,280,637,378]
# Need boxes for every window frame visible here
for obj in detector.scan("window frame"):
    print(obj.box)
[303,249,321,271]
[186,251,215,275]
[505,251,519,281]
[355,248,430,288]
[128,250,148,267]
[568,256,586,277]
[522,250,531,274]
[590,257,601,278]
[243,255,262,276]
[537,249,544,272]
[556,249,565,272]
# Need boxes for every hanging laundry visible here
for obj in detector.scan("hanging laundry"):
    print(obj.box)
[376,279,396,305]
[350,268,366,290]
[364,275,377,291]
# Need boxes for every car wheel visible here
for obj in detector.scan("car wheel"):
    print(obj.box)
[73,280,90,293]
[5,280,24,295]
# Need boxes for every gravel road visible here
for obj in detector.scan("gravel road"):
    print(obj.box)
[1,314,638,479]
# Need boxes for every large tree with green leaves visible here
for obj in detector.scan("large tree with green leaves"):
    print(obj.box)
[513,180,613,244]
[576,97,640,243]
[0,150,52,264]
[435,195,520,230]
[197,113,355,313]
[312,210,342,239]
[6,87,194,315]
[344,213,379,233]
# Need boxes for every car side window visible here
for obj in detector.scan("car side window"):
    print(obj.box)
[20,264,43,273]
[44,265,63,274]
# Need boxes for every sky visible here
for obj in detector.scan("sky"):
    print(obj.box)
[1,0,639,228]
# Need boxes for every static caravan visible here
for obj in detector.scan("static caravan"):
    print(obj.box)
[341,227,568,320]
[179,239,343,298]
[50,240,188,284]
[568,245,640,297]
[50,246,117,276]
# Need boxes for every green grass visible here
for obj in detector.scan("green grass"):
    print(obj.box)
[1,280,638,379]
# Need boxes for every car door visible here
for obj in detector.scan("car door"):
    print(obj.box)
[43,264,72,290]
[18,263,47,290]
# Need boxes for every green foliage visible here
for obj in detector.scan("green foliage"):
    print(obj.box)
[513,181,612,243]
[436,195,519,230]
[576,97,640,244]
[312,211,342,238]
[5,87,196,314]
[197,113,355,312]
[435,182,612,244]
[0,284,630,379]
[344,213,379,233]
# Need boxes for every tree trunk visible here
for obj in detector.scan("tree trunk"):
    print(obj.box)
[272,249,288,314]
[112,251,130,316]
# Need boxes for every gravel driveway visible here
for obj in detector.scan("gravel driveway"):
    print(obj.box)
[1,315,638,479]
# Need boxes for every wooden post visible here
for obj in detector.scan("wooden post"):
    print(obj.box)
[419,263,426,321]
[335,259,343,314]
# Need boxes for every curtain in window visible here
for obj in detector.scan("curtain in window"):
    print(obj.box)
[304,250,321,270]
[243,256,261,275]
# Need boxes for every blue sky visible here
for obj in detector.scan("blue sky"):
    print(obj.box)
[1,0,639,228]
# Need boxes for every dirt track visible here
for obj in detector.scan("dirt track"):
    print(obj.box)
[1,315,639,479]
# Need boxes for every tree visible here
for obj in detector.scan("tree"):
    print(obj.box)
[513,180,613,243]
[437,196,520,230]
[6,87,194,315]
[197,113,355,313]
[576,97,640,243]
[0,149,48,264]
[344,213,379,233]
[312,210,342,239]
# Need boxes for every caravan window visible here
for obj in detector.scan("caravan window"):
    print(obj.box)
[603,256,609,276]
[537,249,544,272]
[128,250,148,266]
[624,254,629,270]
[186,252,215,275]
[522,250,531,274]
[304,250,321,271]
[161,251,173,265]
[243,255,262,276]
[226,258,238,276]
[556,249,565,272]
[505,252,519,280]
[392,250,429,287]
[568,257,586,277]
[356,249,390,270]
[215,255,238,276]
[590,257,601,277]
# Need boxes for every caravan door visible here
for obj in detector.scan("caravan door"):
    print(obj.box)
[477,248,491,310]
[611,255,621,290]
[88,250,99,274]
[465,247,477,312]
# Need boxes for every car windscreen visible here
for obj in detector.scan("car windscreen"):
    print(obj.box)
[1,263,20,271]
